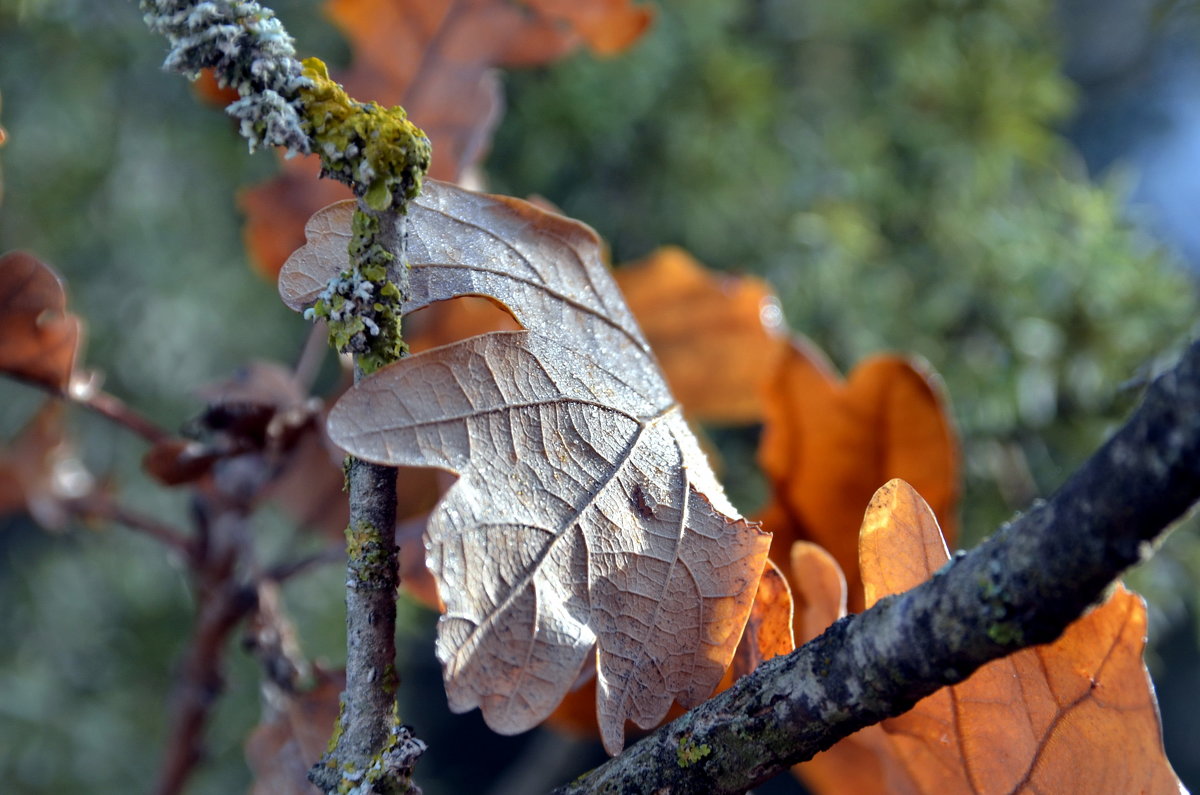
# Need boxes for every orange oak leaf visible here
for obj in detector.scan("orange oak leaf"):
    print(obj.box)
[286,181,770,755]
[795,479,1183,795]
[757,340,958,612]
[241,0,652,280]
[246,670,344,795]
[0,251,82,391]
[613,247,788,424]
[787,540,907,795]
[729,558,795,680]
[788,541,846,646]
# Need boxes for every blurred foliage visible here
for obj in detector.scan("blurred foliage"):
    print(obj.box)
[1,0,1198,792]
[490,0,1198,536]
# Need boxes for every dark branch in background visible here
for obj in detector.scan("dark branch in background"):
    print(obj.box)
[556,337,1200,795]
[69,492,193,557]
[154,457,267,795]
[11,370,172,444]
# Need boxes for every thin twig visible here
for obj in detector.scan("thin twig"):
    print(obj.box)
[263,543,345,583]
[71,493,193,557]
[7,371,172,444]
[78,387,171,444]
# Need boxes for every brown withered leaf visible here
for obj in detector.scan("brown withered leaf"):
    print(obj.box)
[289,180,770,755]
[757,340,958,612]
[0,401,94,530]
[794,479,1184,795]
[242,0,652,280]
[0,251,82,390]
[614,247,787,424]
[246,670,344,795]
[729,558,795,680]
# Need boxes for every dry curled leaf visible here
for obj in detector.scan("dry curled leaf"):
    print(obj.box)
[0,251,82,390]
[614,246,787,424]
[241,0,652,279]
[757,340,958,612]
[286,181,770,755]
[796,479,1184,795]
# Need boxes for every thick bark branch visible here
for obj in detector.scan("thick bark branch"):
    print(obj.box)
[556,337,1200,795]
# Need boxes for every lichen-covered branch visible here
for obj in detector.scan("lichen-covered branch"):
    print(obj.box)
[142,3,431,791]
[140,0,310,153]
[555,337,1200,795]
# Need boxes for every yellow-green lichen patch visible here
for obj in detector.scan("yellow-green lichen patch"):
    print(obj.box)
[676,736,712,767]
[298,58,430,211]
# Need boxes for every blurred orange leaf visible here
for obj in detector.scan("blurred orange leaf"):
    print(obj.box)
[614,247,787,424]
[757,341,958,612]
[246,671,344,795]
[242,0,652,280]
[0,251,82,391]
[192,68,241,107]
[788,541,846,645]
[794,479,1183,795]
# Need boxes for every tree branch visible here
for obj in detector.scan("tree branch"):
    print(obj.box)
[556,337,1200,795]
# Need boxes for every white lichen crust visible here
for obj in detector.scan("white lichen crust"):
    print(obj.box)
[141,0,311,153]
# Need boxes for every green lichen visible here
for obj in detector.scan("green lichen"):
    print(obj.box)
[295,58,428,373]
[298,58,430,211]
[326,700,348,755]
[344,519,395,584]
[676,736,712,767]
[987,621,1024,646]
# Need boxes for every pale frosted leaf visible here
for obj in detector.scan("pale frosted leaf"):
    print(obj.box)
[317,183,769,754]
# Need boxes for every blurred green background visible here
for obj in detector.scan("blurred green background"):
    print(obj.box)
[1,0,1198,792]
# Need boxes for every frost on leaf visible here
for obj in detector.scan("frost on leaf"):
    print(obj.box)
[284,181,770,754]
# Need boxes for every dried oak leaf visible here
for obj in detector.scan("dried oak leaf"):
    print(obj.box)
[285,180,770,755]
[246,670,344,795]
[757,339,958,612]
[795,479,1184,795]
[0,251,82,390]
[545,557,794,740]
[242,0,652,280]
[613,246,788,424]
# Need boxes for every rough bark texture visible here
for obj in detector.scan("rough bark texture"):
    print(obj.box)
[311,206,424,794]
[554,338,1200,795]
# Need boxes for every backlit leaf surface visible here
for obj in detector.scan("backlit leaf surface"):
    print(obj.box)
[293,181,770,754]
[794,479,1183,794]
[757,340,958,612]
[613,246,787,424]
